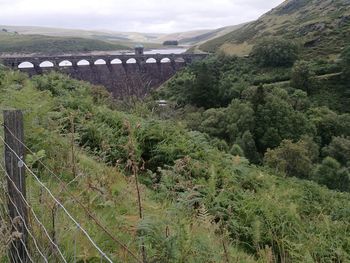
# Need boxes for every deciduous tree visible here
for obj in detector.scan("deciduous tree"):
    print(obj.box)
[251,38,299,67]
[323,136,350,166]
[290,60,315,94]
[264,138,318,179]
[313,157,350,192]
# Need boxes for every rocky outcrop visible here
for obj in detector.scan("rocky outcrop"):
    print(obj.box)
[297,22,326,36]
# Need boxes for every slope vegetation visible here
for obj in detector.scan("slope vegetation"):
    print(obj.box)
[0,31,129,55]
[179,24,246,46]
[200,0,350,58]
[1,24,246,48]
[0,58,349,261]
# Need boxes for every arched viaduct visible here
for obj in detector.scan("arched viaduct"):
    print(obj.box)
[0,53,208,98]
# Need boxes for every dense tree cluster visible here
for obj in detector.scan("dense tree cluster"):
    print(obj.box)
[290,60,315,94]
[163,40,179,46]
[1,57,350,262]
[161,55,253,108]
[161,42,350,192]
[250,38,300,67]
[264,137,318,179]
[341,45,350,80]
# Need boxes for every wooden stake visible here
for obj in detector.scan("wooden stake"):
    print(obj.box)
[4,110,28,263]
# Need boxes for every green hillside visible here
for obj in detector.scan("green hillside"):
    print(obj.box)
[0,1,350,262]
[154,29,350,263]
[178,25,246,45]
[199,0,350,58]
[0,25,231,47]
[0,31,130,54]
[0,40,350,261]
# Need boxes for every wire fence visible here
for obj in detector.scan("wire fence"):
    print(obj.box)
[3,123,142,263]
[0,123,142,263]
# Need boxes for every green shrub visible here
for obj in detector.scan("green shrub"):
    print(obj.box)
[313,157,350,192]
[341,45,350,79]
[308,107,350,146]
[251,38,300,67]
[237,131,261,164]
[230,144,244,156]
[290,60,316,94]
[323,136,350,166]
[254,92,315,152]
[264,137,319,179]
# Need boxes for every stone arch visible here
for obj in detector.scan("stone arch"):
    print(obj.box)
[126,58,137,64]
[77,59,90,66]
[146,58,157,64]
[160,57,171,63]
[59,60,73,67]
[39,61,54,68]
[175,57,185,63]
[18,62,34,69]
[111,58,122,64]
[94,59,106,65]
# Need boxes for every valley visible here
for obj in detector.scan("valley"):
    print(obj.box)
[0,0,350,262]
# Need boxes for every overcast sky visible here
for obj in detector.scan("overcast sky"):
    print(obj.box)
[0,0,285,33]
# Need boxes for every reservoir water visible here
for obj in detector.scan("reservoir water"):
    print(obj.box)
[144,48,187,54]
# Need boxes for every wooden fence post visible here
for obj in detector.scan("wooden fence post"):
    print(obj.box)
[4,110,28,263]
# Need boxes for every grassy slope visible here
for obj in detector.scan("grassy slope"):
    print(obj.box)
[1,24,255,50]
[1,25,234,47]
[0,70,256,262]
[1,25,162,43]
[0,68,349,262]
[0,32,130,54]
[179,24,247,45]
[200,0,350,58]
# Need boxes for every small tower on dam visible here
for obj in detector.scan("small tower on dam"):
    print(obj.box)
[135,44,144,56]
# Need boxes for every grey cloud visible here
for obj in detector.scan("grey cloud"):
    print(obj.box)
[0,0,284,33]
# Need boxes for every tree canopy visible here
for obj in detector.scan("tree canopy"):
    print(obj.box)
[251,38,300,67]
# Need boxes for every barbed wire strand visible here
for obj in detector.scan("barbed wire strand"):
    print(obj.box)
[0,135,113,263]
[0,175,35,263]
[2,191,38,263]
[0,161,67,263]
[0,186,20,263]
[0,210,25,263]
[3,124,142,263]
[8,248,19,263]
[0,191,36,263]
[1,166,63,262]
[2,194,46,263]
[0,165,50,263]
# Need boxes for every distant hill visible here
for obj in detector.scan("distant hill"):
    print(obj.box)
[156,30,211,43]
[0,25,163,43]
[199,0,350,58]
[0,31,130,55]
[140,26,247,46]
[0,25,209,45]
[0,25,249,50]
[179,24,246,45]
